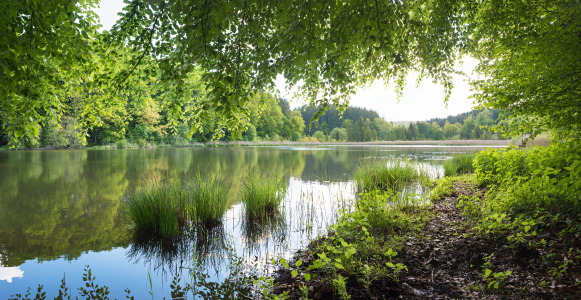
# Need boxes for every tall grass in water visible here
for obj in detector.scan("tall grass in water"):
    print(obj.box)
[443,152,477,176]
[124,173,231,237]
[241,172,287,220]
[354,159,430,193]
[186,175,231,227]
[124,176,187,237]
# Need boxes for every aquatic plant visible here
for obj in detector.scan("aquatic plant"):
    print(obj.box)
[353,159,430,192]
[443,152,477,176]
[241,172,287,220]
[124,176,188,237]
[186,175,231,227]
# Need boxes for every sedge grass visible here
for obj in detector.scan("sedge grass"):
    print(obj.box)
[241,172,287,220]
[124,173,231,237]
[354,159,430,193]
[186,174,231,227]
[443,152,477,176]
[124,176,187,237]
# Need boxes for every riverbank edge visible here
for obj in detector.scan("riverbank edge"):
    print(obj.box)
[271,175,581,299]
[0,140,511,151]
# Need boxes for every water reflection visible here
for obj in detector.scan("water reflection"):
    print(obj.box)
[126,226,229,278]
[0,145,503,298]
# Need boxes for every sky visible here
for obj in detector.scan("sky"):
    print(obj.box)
[94,0,477,122]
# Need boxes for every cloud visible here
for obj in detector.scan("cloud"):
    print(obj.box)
[0,266,24,283]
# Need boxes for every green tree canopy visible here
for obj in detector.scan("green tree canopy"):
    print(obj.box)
[2,0,579,144]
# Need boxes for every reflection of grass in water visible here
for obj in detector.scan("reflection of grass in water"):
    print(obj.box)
[354,159,431,193]
[241,172,287,220]
[443,152,477,176]
[126,225,228,275]
[124,173,230,237]
[240,213,288,253]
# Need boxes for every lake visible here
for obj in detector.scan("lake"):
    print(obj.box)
[0,145,503,299]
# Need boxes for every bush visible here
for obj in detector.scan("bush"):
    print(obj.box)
[137,139,148,148]
[474,142,581,215]
[291,131,300,141]
[244,124,257,141]
[313,131,325,141]
[116,139,128,149]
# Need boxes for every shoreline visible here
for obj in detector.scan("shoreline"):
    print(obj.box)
[0,139,511,151]
[271,174,581,299]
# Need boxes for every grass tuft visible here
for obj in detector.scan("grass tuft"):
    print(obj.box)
[124,173,231,237]
[354,159,430,193]
[443,152,477,176]
[124,175,187,237]
[186,174,231,227]
[241,172,287,220]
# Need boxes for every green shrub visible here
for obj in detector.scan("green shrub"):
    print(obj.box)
[137,139,148,148]
[313,131,325,141]
[116,139,128,149]
[474,143,581,216]
[354,159,430,193]
[241,172,287,220]
[443,152,478,176]
[291,131,300,141]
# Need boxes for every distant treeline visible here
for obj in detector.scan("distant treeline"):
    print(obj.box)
[0,88,507,150]
[299,105,506,142]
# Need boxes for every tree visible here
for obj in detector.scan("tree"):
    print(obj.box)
[330,127,347,142]
[244,124,257,141]
[443,122,457,139]
[291,131,300,142]
[313,131,325,142]
[5,0,580,144]
[469,0,581,138]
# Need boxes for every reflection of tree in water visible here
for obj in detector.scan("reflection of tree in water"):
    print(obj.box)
[126,225,229,278]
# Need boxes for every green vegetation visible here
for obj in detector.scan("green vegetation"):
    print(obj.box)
[3,1,579,151]
[124,176,188,237]
[271,141,581,298]
[186,175,231,227]
[240,173,287,220]
[443,152,478,176]
[354,159,430,192]
[124,174,231,236]
[272,161,433,298]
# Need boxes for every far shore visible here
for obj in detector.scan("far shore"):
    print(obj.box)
[0,139,512,151]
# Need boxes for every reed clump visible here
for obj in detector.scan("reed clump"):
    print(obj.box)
[241,172,287,220]
[124,176,187,237]
[443,152,477,176]
[124,174,231,237]
[354,159,430,192]
[186,175,231,227]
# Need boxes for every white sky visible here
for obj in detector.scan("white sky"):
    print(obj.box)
[95,0,477,122]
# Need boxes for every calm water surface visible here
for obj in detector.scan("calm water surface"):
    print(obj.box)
[0,145,503,298]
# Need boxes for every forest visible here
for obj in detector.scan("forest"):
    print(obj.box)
[0,86,506,150]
